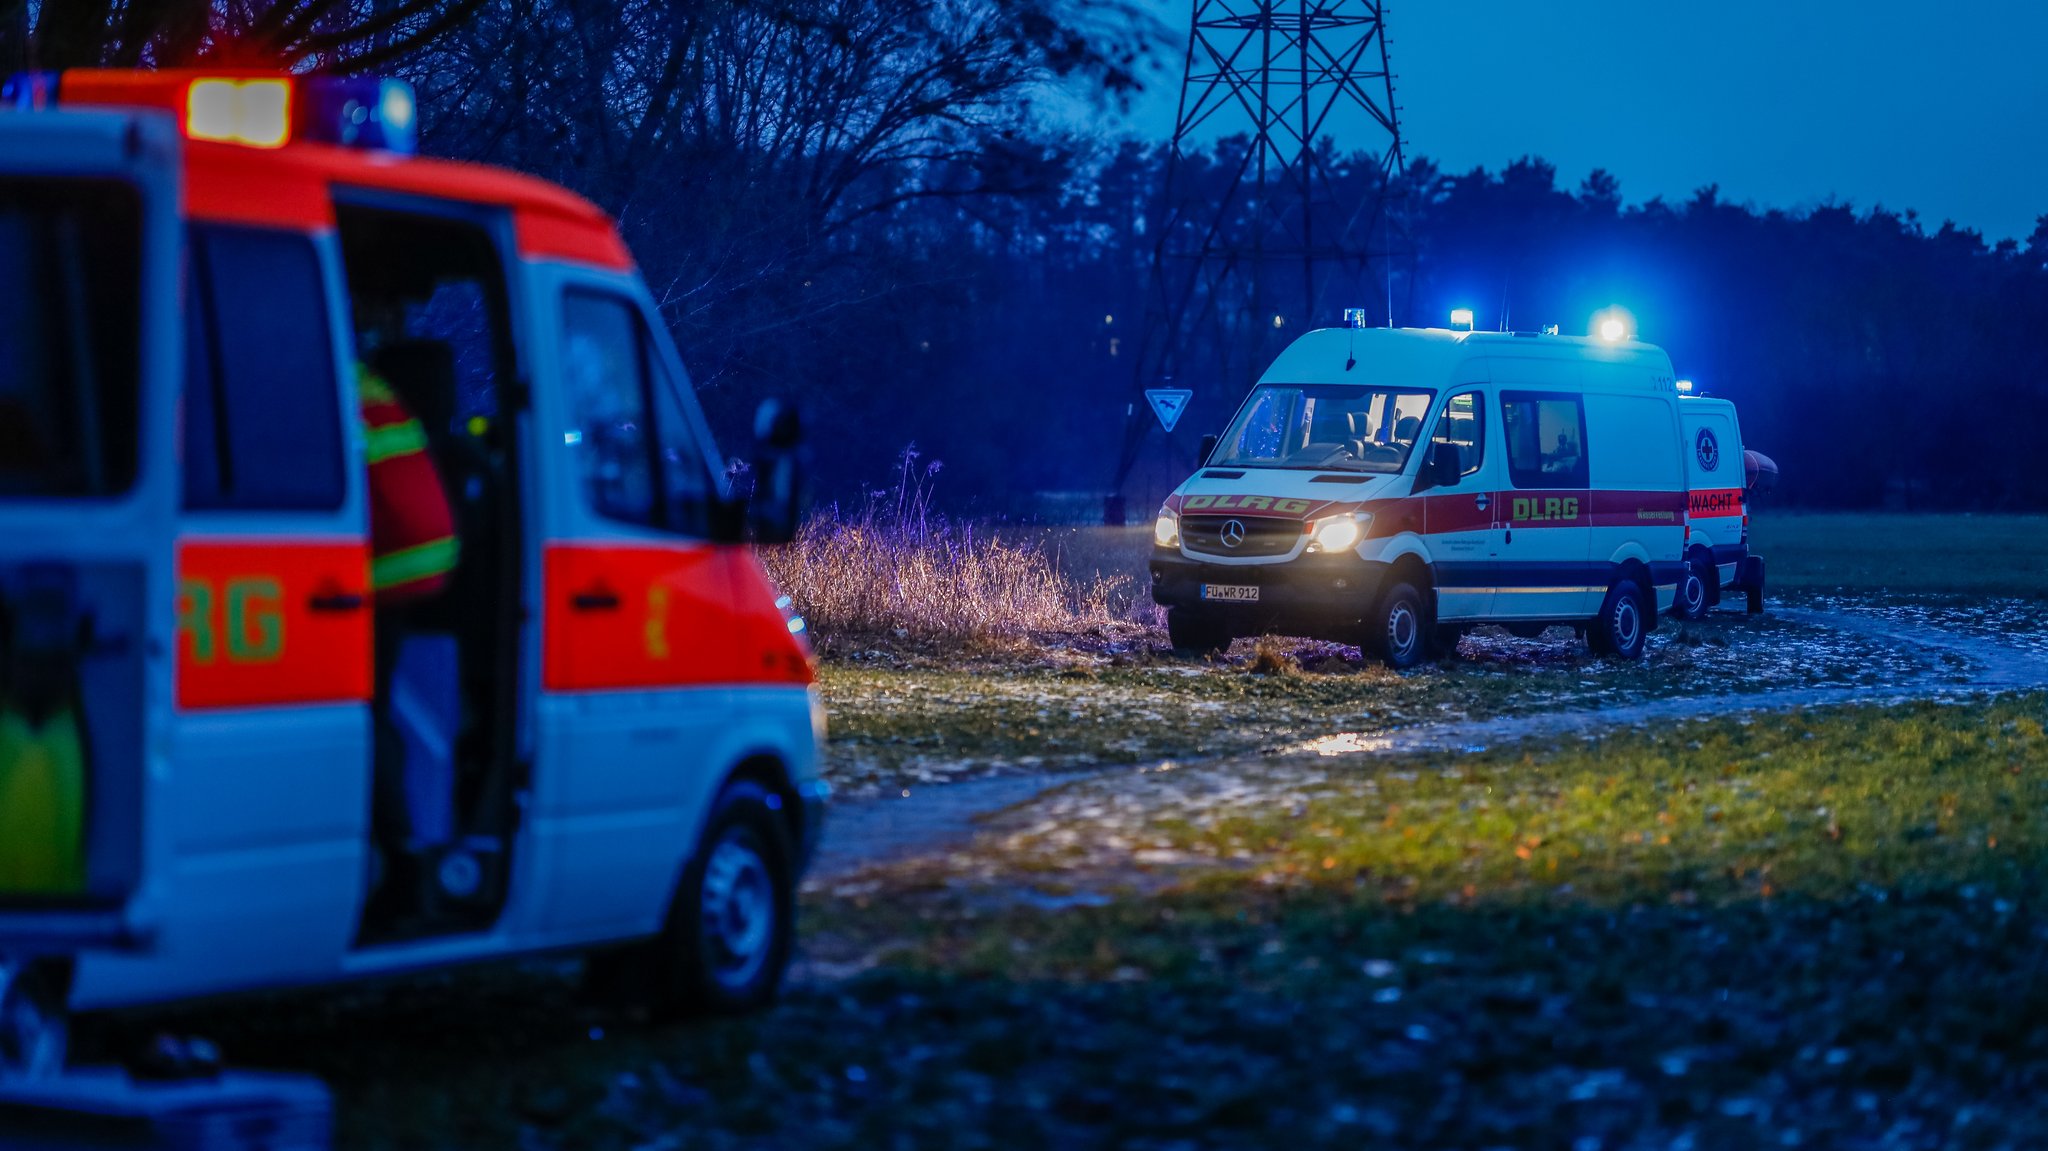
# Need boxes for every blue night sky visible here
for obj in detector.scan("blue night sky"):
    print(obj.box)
[1111,0,2048,245]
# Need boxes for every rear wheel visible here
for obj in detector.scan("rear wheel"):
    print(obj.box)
[1166,608,1233,657]
[1743,556,1767,615]
[1675,559,1710,620]
[1589,578,1650,660]
[1365,582,1429,669]
[0,962,67,1081]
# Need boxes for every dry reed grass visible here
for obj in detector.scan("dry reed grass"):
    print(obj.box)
[758,447,1156,650]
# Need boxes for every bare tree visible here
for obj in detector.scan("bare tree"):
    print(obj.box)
[4,0,484,71]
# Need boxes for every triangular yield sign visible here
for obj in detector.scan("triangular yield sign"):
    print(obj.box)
[1144,388,1193,433]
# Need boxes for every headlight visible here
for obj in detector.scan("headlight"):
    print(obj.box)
[1154,509,1181,548]
[1307,513,1370,553]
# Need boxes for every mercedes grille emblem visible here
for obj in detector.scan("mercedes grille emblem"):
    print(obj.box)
[1220,519,1247,548]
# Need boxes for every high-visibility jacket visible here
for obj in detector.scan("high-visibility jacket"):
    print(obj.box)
[359,366,460,605]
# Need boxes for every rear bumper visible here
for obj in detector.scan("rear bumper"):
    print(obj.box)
[1151,550,1388,636]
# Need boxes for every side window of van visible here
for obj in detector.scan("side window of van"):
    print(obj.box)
[183,226,345,510]
[1433,391,1485,477]
[561,291,711,534]
[1500,392,1588,489]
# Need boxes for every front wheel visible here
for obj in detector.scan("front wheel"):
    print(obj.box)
[1166,608,1233,657]
[1589,578,1650,660]
[1365,582,1429,669]
[590,780,795,1018]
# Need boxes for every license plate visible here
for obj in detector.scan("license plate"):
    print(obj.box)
[1201,584,1260,603]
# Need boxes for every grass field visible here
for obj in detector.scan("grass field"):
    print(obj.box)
[201,696,2048,1148]
[1750,512,2048,597]
[115,513,2048,1148]
[814,511,2048,791]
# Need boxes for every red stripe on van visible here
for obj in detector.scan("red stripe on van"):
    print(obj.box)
[176,539,372,710]
[543,544,812,692]
[1588,489,1687,528]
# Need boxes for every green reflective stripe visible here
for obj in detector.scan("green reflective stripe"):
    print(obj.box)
[373,536,459,591]
[364,419,428,464]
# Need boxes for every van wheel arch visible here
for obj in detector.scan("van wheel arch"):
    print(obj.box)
[1615,558,1658,629]
[1384,553,1436,618]
[584,754,803,1017]
[1365,555,1437,668]
[722,753,805,853]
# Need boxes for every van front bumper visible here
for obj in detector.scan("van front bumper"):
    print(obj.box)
[1151,550,1387,636]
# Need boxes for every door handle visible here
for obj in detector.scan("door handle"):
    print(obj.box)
[308,591,366,613]
[570,589,621,612]
[1504,529,1513,545]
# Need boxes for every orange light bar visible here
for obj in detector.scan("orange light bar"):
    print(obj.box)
[58,70,293,148]
[185,78,291,148]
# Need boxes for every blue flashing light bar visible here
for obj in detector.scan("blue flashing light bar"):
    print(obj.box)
[298,76,416,154]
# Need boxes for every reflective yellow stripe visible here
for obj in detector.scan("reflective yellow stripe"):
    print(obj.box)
[364,419,428,465]
[373,536,459,591]
[355,364,396,405]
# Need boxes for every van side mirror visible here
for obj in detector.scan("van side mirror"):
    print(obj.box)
[1198,433,1219,467]
[744,398,809,545]
[1415,441,1461,492]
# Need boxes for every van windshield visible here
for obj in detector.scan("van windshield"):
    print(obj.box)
[0,180,142,497]
[1212,384,1435,473]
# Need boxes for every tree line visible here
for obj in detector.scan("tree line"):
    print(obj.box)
[6,0,2045,511]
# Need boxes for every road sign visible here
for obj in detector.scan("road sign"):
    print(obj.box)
[1145,388,1193,433]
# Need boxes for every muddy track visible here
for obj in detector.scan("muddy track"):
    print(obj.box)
[811,607,2048,879]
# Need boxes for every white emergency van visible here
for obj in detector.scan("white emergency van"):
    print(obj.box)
[1152,327,1691,665]
[0,69,824,1077]
[1675,394,1766,617]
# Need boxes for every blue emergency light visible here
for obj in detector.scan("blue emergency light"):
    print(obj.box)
[298,76,417,154]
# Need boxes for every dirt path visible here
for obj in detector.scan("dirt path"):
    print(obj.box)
[811,606,2048,879]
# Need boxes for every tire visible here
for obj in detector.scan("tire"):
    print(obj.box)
[0,962,68,1081]
[591,780,795,1018]
[1590,578,1650,660]
[1743,556,1767,615]
[1365,582,1429,669]
[1674,559,1710,621]
[1166,607,1233,657]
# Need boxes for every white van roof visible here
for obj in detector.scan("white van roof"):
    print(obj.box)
[1259,327,1677,389]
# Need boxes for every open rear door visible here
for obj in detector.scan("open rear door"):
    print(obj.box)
[0,107,182,953]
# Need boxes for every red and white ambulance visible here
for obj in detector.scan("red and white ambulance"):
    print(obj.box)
[1152,325,1694,665]
[0,69,822,1075]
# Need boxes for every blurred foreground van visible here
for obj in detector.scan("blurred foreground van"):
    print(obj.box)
[0,69,823,1077]
[1151,325,1765,666]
